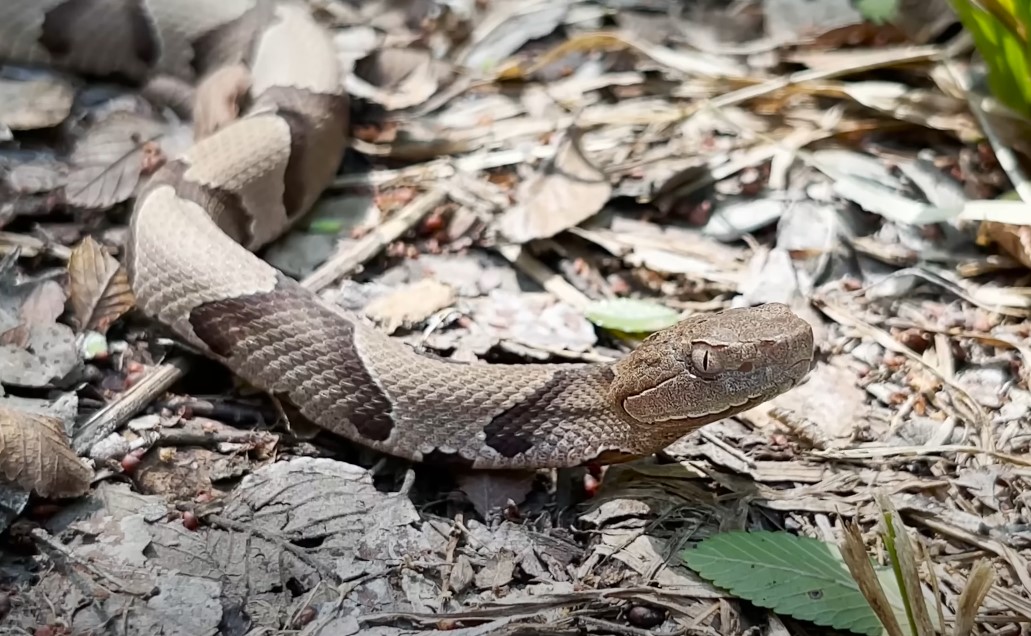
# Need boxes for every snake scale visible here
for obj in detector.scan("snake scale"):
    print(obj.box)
[0,0,815,469]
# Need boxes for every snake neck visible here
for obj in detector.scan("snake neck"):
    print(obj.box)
[345,310,649,468]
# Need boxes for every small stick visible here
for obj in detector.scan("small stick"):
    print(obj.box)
[0,231,73,260]
[73,358,191,455]
[301,186,447,292]
[149,428,279,449]
[579,616,691,636]
[495,244,591,311]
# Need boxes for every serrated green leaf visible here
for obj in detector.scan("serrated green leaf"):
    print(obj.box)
[681,531,884,636]
[856,0,899,24]
[583,298,680,333]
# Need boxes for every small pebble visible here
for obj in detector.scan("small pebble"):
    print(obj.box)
[182,511,199,531]
[120,453,141,474]
[627,604,665,628]
[292,606,317,627]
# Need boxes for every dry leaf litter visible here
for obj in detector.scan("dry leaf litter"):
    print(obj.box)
[0,0,1030,634]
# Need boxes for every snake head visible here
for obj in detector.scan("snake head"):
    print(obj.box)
[608,302,814,444]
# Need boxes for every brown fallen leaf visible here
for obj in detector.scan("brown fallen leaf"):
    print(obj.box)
[363,279,456,334]
[354,47,449,111]
[64,111,169,209]
[0,280,69,347]
[20,280,67,327]
[497,127,612,243]
[455,470,536,518]
[979,221,1031,270]
[67,236,135,334]
[0,405,93,499]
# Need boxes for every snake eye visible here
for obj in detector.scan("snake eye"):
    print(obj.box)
[690,347,723,379]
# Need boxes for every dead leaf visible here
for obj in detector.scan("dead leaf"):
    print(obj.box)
[363,279,456,334]
[763,0,864,44]
[455,470,536,518]
[0,405,93,498]
[979,222,1031,270]
[473,290,597,353]
[20,280,67,327]
[837,81,976,138]
[0,324,28,348]
[498,128,612,243]
[67,236,135,334]
[352,48,449,111]
[0,323,80,387]
[1,280,68,347]
[0,77,75,131]
[5,158,68,194]
[459,3,570,75]
[495,30,746,82]
[64,111,169,209]
[474,553,518,589]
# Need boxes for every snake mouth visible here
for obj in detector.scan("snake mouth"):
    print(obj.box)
[623,354,813,426]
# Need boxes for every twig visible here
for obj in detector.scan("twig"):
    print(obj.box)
[157,396,273,427]
[939,58,1031,203]
[495,244,591,311]
[149,428,279,449]
[697,45,946,114]
[301,186,448,292]
[438,513,463,605]
[330,145,561,190]
[809,444,1031,467]
[579,616,690,636]
[0,231,73,260]
[73,358,191,455]
[910,513,1031,597]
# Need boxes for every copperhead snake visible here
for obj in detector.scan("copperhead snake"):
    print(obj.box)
[1,0,815,469]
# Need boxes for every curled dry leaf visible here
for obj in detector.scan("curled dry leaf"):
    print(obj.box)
[979,221,1031,270]
[352,48,448,111]
[67,236,135,334]
[0,405,93,499]
[498,129,612,243]
[459,2,570,75]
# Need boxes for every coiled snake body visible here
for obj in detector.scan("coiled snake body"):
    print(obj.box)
[0,0,815,469]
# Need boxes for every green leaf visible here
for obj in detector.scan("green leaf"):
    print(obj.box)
[306,218,346,234]
[681,531,884,636]
[583,298,680,333]
[949,0,1031,117]
[856,0,899,24]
